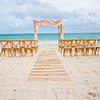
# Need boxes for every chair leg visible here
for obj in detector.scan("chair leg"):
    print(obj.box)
[61,48,62,53]
[81,49,83,56]
[16,50,17,56]
[63,49,65,57]
[83,48,85,56]
[1,49,3,56]
[11,49,13,57]
[67,50,68,53]
[74,48,76,56]
[94,48,96,56]
[97,49,99,55]
[4,50,6,56]
[20,49,22,57]
[75,49,78,57]
[86,49,89,56]
[12,49,14,57]
[19,49,21,57]
[25,50,27,56]
[31,49,33,57]
[23,49,26,57]
[95,49,97,55]
[37,46,39,52]
[7,49,10,57]
[35,48,37,53]
[58,46,60,51]
[14,50,16,56]
[70,49,73,57]
[92,49,93,55]
[81,48,85,56]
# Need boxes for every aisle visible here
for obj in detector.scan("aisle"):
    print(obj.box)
[28,50,71,81]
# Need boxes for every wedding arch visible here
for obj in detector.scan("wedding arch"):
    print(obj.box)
[33,19,66,41]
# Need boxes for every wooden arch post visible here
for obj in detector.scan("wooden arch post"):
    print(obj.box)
[58,25,60,41]
[58,25,61,45]
[34,22,37,40]
[61,24,64,39]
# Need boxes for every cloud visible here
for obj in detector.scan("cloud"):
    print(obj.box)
[0,0,100,33]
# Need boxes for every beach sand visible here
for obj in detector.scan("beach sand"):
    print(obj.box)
[0,45,100,100]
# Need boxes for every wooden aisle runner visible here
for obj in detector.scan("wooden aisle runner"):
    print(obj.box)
[28,51,71,81]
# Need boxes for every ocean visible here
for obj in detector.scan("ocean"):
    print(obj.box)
[0,33,100,45]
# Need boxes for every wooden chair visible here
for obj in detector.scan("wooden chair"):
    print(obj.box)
[63,40,73,57]
[74,39,86,57]
[60,40,68,53]
[10,40,22,57]
[95,39,100,55]
[32,40,38,53]
[70,39,78,51]
[0,40,11,57]
[23,40,33,57]
[86,39,96,56]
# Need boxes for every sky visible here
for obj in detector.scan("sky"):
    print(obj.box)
[0,0,100,34]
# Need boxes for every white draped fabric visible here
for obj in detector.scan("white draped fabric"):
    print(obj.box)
[33,19,65,26]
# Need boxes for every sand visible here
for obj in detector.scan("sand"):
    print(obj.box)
[0,45,100,100]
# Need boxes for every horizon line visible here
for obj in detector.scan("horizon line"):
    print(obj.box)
[0,32,100,35]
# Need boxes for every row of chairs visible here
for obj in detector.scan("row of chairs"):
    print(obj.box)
[58,39,100,57]
[0,40,38,57]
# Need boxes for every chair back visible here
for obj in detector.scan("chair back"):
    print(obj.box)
[75,39,87,47]
[63,40,72,47]
[23,40,32,48]
[60,39,65,46]
[10,40,21,48]
[70,39,78,47]
[86,39,96,47]
[1,40,10,48]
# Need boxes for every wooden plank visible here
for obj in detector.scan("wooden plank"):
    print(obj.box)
[38,56,58,58]
[31,70,66,73]
[29,72,68,76]
[34,64,63,67]
[40,50,54,51]
[38,57,59,59]
[28,77,71,81]
[37,57,59,60]
[36,61,61,63]
[40,52,56,54]
[39,54,57,56]
[39,53,57,55]
[37,59,60,61]
[32,67,64,70]
[35,62,62,64]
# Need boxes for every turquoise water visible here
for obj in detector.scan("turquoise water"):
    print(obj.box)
[0,33,100,45]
